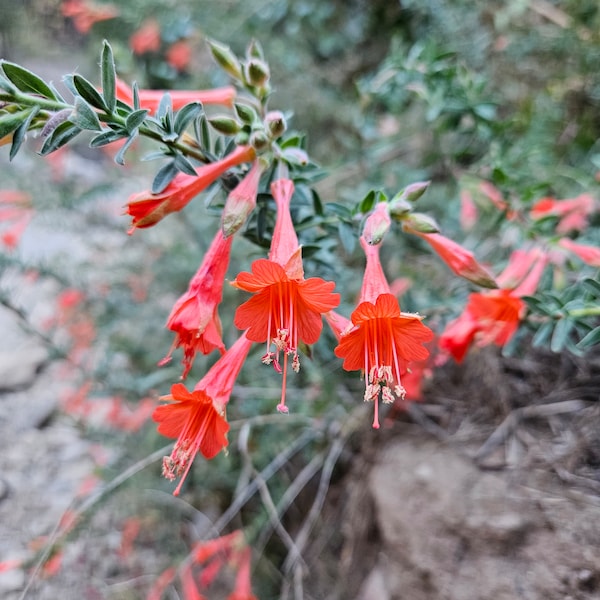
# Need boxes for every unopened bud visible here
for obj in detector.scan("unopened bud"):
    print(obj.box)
[281,147,309,166]
[234,102,257,125]
[363,202,392,245]
[249,129,269,152]
[401,213,440,234]
[221,160,263,237]
[264,110,286,139]
[388,197,412,219]
[244,58,270,87]
[207,39,243,80]
[246,39,264,60]
[209,115,241,135]
[397,180,431,203]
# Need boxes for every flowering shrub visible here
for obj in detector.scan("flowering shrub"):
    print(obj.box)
[1,2,599,597]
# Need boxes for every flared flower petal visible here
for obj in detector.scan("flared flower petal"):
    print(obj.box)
[154,335,252,496]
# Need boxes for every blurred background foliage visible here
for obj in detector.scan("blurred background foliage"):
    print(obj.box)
[1,0,599,598]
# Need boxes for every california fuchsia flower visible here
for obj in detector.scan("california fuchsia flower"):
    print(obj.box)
[221,159,264,237]
[129,19,161,55]
[334,237,433,428]
[125,145,255,232]
[115,78,236,113]
[558,237,600,267]
[61,0,118,34]
[439,247,548,362]
[0,189,33,249]
[231,178,340,413]
[153,333,253,495]
[408,230,497,288]
[159,230,233,378]
[530,194,597,234]
[166,40,193,72]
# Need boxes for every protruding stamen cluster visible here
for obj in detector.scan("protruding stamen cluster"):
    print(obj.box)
[364,365,406,404]
[162,439,193,481]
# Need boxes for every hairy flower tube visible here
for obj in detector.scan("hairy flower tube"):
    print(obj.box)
[159,229,233,378]
[153,333,253,495]
[334,237,433,428]
[231,178,340,413]
[115,78,237,113]
[125,144,255,232]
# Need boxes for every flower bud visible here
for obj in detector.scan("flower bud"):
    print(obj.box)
[401,213,440,234]
[363,202,391,245]
[388,197,412,220]
[234,102,257,125]
[249,129,270,152]
[246,39,264,60]
[207,39,243,80]
[397,180,431,203]
[244,58,270,87]
[264,110,286,139]
[221,160,264,237]
[208,116,241,135]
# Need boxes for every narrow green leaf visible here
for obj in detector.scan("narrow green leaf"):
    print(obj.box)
[114,133,137,165]
[174,153,198,176]
[101,41,116,113]
[70,97,102,131]
[312,190,324,217]
[39,121,82,155]
[550,317,572,353]
[577,326,600,349]
[338,221,356,254]
[125,109,149,134]
[532,321,554,348]
[131,81,140,110]
[152,161,179,194]
[10,106,39,161]
[156,93,172,120]
[197,114,211,149]
[0,75,16,92]
[0,109,31,140]
[90,129,127,147]
[1,61,56,99]
[173,102,202,135]
[582,277,600,296]
[72,74,108,111]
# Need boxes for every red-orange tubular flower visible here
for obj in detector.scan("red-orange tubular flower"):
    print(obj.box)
[125,145,255,233]
[153,333,253,496]
[231,178,340,413]
[411,230,497,289]
[115,78,236,113]
[334,237,434,428]
[439,247,548,362]
[159,229,233,378]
